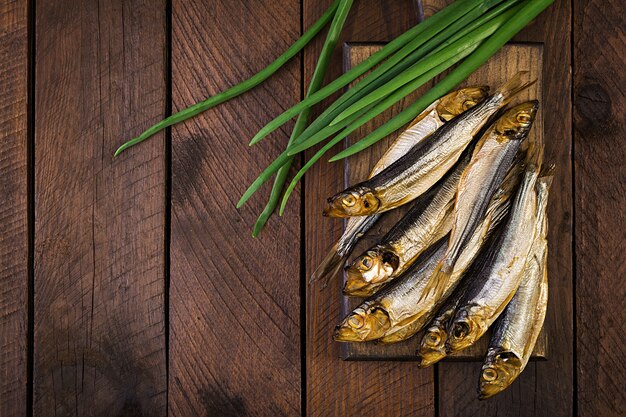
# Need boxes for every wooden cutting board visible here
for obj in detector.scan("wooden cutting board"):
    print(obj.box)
[338,42,547,361]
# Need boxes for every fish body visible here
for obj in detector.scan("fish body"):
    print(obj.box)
[417,101,538,307]
[336,162,520,344]
[311,87,489,285]
[439,101,538,277]
[334,240,447,342]
[479,173,552,399]
[343,152,470,297]
[446,155,542,353]
[379,155,524,345]
[323,75,533,218]
[378,186,513,344]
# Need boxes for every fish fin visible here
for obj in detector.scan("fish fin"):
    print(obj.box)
[524,124,545,171]
[309,242,346,287]
[539,164,556,185]
[418,262,452,304]
[495,71,537,104]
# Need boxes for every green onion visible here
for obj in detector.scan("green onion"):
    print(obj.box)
[330,0,550,161]
[237,108,368,209]
[287,7,512,156]
[329,9,508,126]
[252,0,353,237]
[278,4,524,204]
[241,0,506,210]
[428,0,523,55]
[112,0,340,157]
[279,0,515,154]
[247,0,484,146]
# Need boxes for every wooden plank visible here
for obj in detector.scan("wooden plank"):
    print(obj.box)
[304,1,436,416]
[438,1,574,415]
[573,0,626,415]
[33,0,167,415]
[0,0,29,415]
[168,1,302,416]
[340,43,546,361]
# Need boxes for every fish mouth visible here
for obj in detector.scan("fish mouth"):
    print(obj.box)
[416,328,448,367]
[416,350,447,368]
[333,324,363,342]
[322,195,348,218]
[478,352,523,399]
[322,204,346,218]
[342,280,377,297]
[334,307,391,342]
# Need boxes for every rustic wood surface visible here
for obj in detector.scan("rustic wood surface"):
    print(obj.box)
[33,0,167,415]
[573,0,626,415]
[340,42,547,362]
[0,0,28,415]
[169,1,302,416]
[0,0,623,416]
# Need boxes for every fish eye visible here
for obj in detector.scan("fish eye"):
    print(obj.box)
[516,113,530,123]
[452,321,470,339]
[348,315,364,329]
[425,332,441,346]
[342,195,356,207]
[482,367,498,382]
[360,256,372,269]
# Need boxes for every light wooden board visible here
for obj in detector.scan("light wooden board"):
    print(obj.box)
[339,43,547,361]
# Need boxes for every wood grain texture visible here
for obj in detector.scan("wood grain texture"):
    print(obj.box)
[33,0,167,415]
[574,0,626,415]
[0,0,28,415]
[304,1,436,416]
[341,43,547,361]
[168,1,302,416]
[437,1,574,415]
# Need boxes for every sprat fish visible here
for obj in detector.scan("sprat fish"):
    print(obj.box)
[323,73,533,218]
[479,172,552,399]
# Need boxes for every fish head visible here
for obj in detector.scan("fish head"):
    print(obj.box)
[478,348,523,399]
[343,249,399,295]
[323,186,380,217]
[416,325,449,368]
[333,302,391,342]
[495,100,539,139]
[436,86,490,121]
[446,306,488,352]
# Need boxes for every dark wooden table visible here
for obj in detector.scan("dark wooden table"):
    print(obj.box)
[1,0,624,416]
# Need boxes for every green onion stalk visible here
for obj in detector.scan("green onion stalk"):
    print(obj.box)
[252,0,353,237]
[289,6,511,155]
[331,0,554,161]
[113,0,341,156]
[248,0,485,146]
[287,0,516,147]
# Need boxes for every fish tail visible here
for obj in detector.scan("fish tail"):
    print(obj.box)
[495,71,537,104]
[309,242,346,287]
